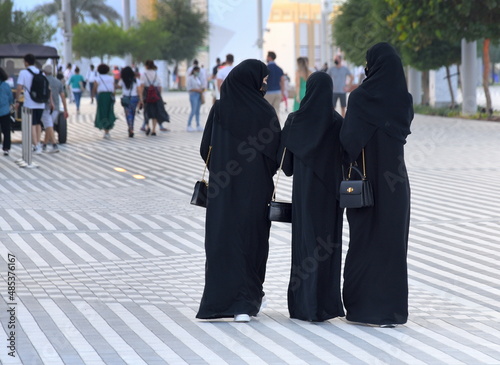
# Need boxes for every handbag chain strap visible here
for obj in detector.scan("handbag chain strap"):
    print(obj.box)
[201,146,212,182]
[271,147,287,201]
[347,148,367,180]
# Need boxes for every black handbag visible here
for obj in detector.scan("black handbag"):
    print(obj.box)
[339,149,374,209]
[190,146,212,208]
[268,148,292,222]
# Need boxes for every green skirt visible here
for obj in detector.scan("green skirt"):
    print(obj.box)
[95,92,116,130]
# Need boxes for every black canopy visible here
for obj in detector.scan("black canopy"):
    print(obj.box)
[0,44,59,59]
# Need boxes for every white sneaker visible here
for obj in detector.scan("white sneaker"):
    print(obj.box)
[258,295,268,314]
[234,314,250,322]
[186,126,195,132]
[196,126,204,132]
[34,145,42,154]
[49,145,60,153]
[103,132,111,139]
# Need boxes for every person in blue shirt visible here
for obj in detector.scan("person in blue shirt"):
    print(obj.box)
[0,67,14,155]
[264,51,285,118]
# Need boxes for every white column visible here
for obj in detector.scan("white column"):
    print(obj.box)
[461,39,477,115]
[408,67,422,105]
[62,0,72,64]
[123,0,132,66]
[257,0,264,59]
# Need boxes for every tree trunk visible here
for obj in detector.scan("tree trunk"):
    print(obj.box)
[422,70,430,105]
[445,65,455,108]
[483,39,492,116]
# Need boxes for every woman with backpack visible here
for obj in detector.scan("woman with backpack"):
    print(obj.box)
[139,60,167,136]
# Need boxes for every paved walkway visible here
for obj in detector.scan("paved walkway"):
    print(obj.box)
[0,92,499,364]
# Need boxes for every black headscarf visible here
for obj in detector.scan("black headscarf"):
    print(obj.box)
[341,42,413,161]
[282,71,343,183]
[219,59,280,162]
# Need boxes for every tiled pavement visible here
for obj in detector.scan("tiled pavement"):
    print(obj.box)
[0,91,499,364]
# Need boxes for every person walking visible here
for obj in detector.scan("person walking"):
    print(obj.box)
[63,63,73,103]
[15,53,46,154]
[93,63,116,139]
[119,66,142,138]
[279,72,345,322]
[264,51,285,117]
[0,67,13,156]
[340,42,413,327]
[327,55,353,117]
[41,64,68,153]
[86,64,98,104]
[68,66,84,114]
[186,66,204,132]
[196,59,281,323]
[139,60,165,136]
[215,53,234,98]
[293,57,312,112]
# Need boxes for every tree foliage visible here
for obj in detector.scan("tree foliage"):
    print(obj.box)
[73,22,125,62]
[155,0,208,63]
[332,0,393,65]
[34,0,120,28]
[0,0,56,44]
[127,20,170,62]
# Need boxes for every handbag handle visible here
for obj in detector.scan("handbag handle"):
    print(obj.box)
[201,146,212,182]
[347,148,367,180]
[271,147,287,201]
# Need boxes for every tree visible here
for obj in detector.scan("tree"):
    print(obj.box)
[386,0,500,112]
[0,0,56,44]
[34,0,120,28]
[332,0,394,65]
[73,22,125,62]
[127,20,170,62]
[155,0,208,63]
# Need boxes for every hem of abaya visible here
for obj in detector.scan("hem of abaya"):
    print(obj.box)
[345,314,407,326]
[196,310,259,320]
[290,312,345,323]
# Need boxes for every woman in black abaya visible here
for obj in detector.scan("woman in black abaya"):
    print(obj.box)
[280,72,345,322]
[196,59,281,322]
[340,42,413,326]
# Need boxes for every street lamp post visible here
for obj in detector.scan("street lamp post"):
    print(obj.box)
[257,0,264,59]
[123,0,132,66]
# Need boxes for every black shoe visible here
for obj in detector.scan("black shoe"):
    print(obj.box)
[151,132,156,136]
[145,127,151,136]
[128,128,134,138]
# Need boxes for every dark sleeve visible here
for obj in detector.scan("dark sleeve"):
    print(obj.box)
[200,102,217,162]
[281,148,293,176]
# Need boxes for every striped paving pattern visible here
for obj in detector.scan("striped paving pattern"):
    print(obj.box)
[0,93,499,364]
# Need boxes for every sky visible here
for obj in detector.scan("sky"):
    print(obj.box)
[11,0,134,18]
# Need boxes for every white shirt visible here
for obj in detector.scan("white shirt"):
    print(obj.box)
[119,79,141,97]
[140,70,161,87]
[86,69,98,83]
[96,74,115,93]
[216,65,234,82]
[17,65,45,109]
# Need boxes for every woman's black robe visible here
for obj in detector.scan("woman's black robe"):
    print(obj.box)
[196,60,280,319]
[340,43,414,325]
[280,72,345,322]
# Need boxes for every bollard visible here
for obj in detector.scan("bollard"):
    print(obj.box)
[15,107,38,169]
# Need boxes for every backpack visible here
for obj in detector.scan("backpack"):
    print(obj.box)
[27,68,50,103]
[144,73,160,103]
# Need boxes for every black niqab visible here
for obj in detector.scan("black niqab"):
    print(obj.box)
[219,59,280,162]
[341,42,413,161]
[282,72,342,184]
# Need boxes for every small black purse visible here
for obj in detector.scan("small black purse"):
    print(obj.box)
[339,149,374,209]
[190,146,212,208]
[268,147,292,223]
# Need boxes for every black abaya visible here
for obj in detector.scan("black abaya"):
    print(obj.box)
[340,42,413,325]
[196,60,280,319]
[280,72,345,321]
